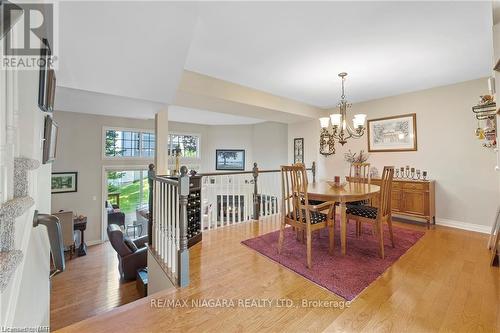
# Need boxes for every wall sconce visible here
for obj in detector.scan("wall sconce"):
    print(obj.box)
[319,117,335,156]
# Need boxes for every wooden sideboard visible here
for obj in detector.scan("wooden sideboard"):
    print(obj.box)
[369,178,436,229]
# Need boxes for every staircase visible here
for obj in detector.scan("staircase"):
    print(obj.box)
[0,158,39,292]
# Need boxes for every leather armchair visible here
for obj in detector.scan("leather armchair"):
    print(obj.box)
[106,201,125,228]
[108,211,125,227]
[107,224,148,280]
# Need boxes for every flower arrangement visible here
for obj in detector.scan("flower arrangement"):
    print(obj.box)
[344,149,369,164]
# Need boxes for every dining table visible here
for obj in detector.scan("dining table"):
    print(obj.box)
[307,181,381,255]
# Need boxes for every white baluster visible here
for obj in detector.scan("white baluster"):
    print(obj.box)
[232,175,236,224]
[161,182,166,262]
[172,187,178,273]
[237,175,241,223]
[169,184,174,271]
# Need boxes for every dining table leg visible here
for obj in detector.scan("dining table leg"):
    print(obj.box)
[340,201,347,255]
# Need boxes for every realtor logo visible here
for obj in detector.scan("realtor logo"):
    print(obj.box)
[1,1,57,69]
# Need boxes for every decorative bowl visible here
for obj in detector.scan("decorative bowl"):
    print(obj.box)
[327,181,347,188]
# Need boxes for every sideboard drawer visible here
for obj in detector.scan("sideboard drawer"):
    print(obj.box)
[391,182,401,189]
[403,182,427,191]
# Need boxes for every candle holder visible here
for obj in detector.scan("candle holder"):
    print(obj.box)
[395,169,400,178]
[422,171,427,180]
[410,167,415,179]
[416,169,421,180]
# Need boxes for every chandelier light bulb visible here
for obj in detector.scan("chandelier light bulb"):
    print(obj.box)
[330,114,342,127]
[319,117,330,128]
[353,114,367,128]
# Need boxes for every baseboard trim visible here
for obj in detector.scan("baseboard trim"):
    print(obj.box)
[435,218,491,234]
[86,240,103,246]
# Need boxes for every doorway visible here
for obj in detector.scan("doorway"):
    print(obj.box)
[103,166,150,239]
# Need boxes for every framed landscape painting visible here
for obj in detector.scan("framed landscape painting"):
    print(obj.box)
[216,149,245,171]
[51,172,78,194]
[367,113,417,152]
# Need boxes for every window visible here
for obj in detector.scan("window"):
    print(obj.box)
[105,128,155,158]
[141,132,155,157]
[168,133,200,158]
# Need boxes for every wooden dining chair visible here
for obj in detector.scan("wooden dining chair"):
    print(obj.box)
[53,211,76,260]
[346,166,395,259]
[348,162,371,209]
[278,163,335,268]
[349,162,371,184]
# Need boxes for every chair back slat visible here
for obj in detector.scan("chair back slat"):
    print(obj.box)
[281,163,310,224]
[379,166,394,217]
[349,162,371,184]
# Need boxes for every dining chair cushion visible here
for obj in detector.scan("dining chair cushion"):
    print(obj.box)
[348,200,369,206]
[346,205,378,219]
[289,210,328,224]
[308,200,326,206]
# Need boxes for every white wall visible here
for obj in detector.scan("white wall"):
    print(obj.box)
[289,78,500,231]
[169,121,288,172]
[492,22,500,201]
[252,122,288,170]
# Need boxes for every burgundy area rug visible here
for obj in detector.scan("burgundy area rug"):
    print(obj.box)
[241,222,425,300]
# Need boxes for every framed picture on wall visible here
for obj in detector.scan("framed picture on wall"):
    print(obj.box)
[42,115,58,164]
[367,113,417,152]
[294,138,304,164]
[51,172,78,194]
[216,149,245,171]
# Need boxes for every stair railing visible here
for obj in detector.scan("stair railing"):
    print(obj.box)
[148,165,189,287]
[147,161,316,287]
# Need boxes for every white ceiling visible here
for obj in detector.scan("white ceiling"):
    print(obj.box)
[58,1,197,103]
[55,1,493,123]
[168,106,264,125]
[186,1,493,107]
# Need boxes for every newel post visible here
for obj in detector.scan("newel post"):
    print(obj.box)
[147,163,155,245]
[311,161,316,183]
[178,165,190,287]
[252,162,260,220]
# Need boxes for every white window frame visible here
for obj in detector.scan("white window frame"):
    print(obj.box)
[168,131,202,162]
[102,126,155,160]
[167,132,202,173]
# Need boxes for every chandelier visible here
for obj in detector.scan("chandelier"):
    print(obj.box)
[319,72,367,156]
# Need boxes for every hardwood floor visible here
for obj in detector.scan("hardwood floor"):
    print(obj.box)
[55,217,499,332]
[50,241,142,331]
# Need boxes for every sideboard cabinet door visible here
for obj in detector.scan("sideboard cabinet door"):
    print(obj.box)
[392,190,402,212]
[401,190,426,216]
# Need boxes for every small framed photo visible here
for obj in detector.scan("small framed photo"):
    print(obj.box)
[216,149,245,171]
[367,113,417,152]
[51,172,78,194]
[294,138,304,164]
